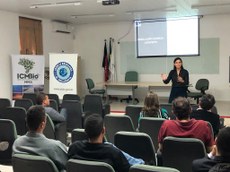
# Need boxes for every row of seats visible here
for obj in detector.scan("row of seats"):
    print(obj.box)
[1,117,179,170]
[0,115,66,164]
[22,93,81,109]
[1,93,110,123]
[12,154,180,172]
[0,95,217,171]
[0,93,81,110]
[114,133,206,172]
[61,94,110,132]
[0,94,110,142]
[71,127,156,165]
[68,125,206,172]
[0,107,66,138]
[0,99,219,147]
[1,109,208,171]
[103,114,212,146]
[71,114,208,172]
[70,126,206,172]
[125,104,220,129]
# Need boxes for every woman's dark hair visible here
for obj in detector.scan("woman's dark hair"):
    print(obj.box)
[172,97,191,120]
[142,91,160,117]
[173,57,184,70]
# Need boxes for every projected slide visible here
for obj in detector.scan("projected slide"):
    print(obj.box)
[136,17,199,57]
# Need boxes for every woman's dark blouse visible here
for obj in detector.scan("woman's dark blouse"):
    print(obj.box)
[163,69,189,87]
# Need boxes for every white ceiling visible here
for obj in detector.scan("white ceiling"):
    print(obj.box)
[1,0,230,24]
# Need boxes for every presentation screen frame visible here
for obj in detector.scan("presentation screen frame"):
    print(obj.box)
[135,17,200,58]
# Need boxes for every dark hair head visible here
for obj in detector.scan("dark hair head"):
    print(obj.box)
[26,105,46,131]
[36,92,46,105]
[199,94,215,111]
[173,57,184,70]
[84,114,104,140]
[143,91,160,117]
[216,127,230,156]
[172,97,191,120]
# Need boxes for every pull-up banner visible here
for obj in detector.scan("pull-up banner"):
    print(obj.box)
[11,55,44,99]
[49,53,78,99]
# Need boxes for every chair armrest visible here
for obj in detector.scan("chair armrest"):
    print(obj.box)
[55,122,67,145]
[103,104,110,116]
[187,89,191,93]
[201,90,206,94]
[81,112,90,127]
[200,86,208,94]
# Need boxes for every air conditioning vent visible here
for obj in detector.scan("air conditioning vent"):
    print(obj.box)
[52,21,74,34]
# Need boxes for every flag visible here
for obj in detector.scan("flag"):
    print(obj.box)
[108,38,112,66]
[102,40,109,82]
[109,38,116,82]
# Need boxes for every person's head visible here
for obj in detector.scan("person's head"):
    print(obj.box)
[84,114,104,141]
[26,105,46,132]
[173,57,184,70]
[143,91,160,117]
[172,97,191,120]
[216,127,230,157]
[199,94,215,111]
[36,92,50,106]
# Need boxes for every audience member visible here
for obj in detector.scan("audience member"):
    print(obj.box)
[190,94,220,137]
[12,105,68,172]
[139,91,169,120]
[36,92,66,123]
[192,127,230,172]
[68,114,144,172]
[137,91,169,130]
[158,97,214,153]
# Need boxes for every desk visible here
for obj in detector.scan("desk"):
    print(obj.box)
[105,82,171,104]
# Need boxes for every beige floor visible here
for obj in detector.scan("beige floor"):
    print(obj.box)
[0,164,12,172]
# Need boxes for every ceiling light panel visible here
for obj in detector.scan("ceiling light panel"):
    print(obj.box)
[30,1,81,8]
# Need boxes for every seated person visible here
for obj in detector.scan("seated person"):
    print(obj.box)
[158,97,214,153]
[193,127,230,172]
[139,91,169,120]
[190,94,220,137]
[68,114,144,172]
[36,92,66,123]
[12,105,68,172]
[137,91,169,130]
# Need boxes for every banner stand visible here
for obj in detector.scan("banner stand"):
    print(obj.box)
[49,53,79,99]
[11,55,44,99]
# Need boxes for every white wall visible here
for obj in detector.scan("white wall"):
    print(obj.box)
[0,10,74,99]
[73,15,230,101]
[197,15,230,101]
[42,20,75,67]
[73,22,135,97]
[0,11,20,99]
[1,10,230,101]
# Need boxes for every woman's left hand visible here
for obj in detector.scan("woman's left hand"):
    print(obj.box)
[177,76,184,83]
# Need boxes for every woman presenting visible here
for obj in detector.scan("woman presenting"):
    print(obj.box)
[161,57,189,103]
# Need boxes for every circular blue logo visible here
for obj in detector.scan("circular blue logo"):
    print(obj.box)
[53,62,74,83]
